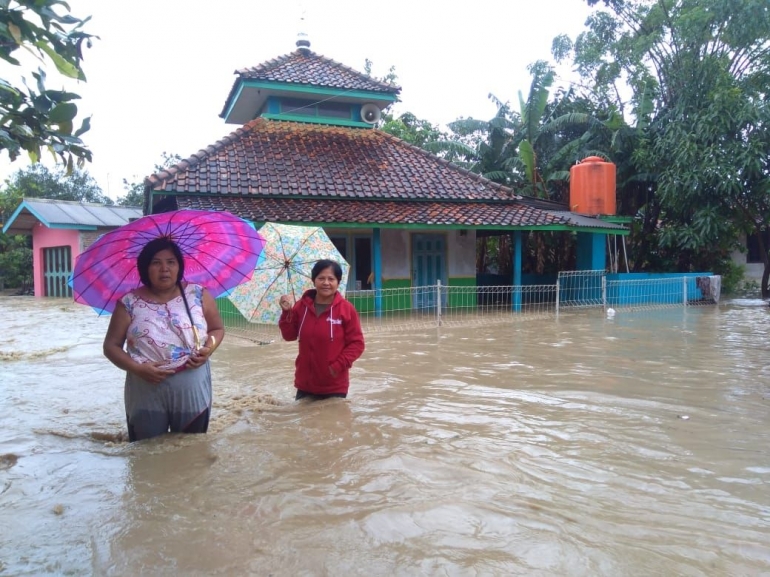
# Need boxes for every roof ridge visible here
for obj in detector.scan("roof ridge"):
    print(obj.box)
[374,130,522,199]
[21,197,120,207]
[237,50,401,93]
[235,52,292,75]
[303,50,401,93]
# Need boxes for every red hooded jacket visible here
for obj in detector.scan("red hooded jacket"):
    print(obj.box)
[278,289,365,395]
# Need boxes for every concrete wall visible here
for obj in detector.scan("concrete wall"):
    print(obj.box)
[80,230,103,252]
[31,225,80,298]
[447,229,476,278]
[380,228,476,282]
[731,234,763,282]
[381,229,410,279]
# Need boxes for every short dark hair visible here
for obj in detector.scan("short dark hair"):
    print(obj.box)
[311,259,342,282]
[137,238,185,287]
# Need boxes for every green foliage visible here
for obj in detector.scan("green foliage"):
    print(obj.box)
[1,0,96,170]
[1,164,109,214]
[716,259,750,297]
[433,98,520,184]
[363,59,399,92]
[0,236,31,289]
[379,112,446,149]
[117,152,183,207]
[118,180,144,208]
[557,0,770,294]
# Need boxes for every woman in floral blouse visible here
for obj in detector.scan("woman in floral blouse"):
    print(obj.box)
[103,238,224,441]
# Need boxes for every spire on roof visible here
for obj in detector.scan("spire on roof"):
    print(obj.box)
[296,6,310,53]
[296,32,310,52]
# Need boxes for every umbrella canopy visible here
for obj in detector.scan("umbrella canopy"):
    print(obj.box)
[71,210,266,315]
[227,222,350,324]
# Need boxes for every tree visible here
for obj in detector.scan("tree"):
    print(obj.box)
[1,0,96,171]
[555,0,770,294]
[1,163,109,209]
[379,111,447,148]
[424,95,521,185]
[363,58,399,93]
[118,152,183,207]
[0,234,31,291]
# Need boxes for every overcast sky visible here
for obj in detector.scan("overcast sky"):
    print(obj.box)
[2,0,595,200]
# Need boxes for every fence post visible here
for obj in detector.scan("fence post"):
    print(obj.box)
[683,276,688,307]
[436,280,442,326]
[555,277,560,316]
[602,276,607,311]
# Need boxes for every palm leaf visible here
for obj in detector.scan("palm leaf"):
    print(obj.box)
[518,139,537,183]
[424,140,477,158]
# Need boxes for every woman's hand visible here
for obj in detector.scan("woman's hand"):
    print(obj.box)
[186,346,212,370]
[134,361,175,384]
[279,295,293,311]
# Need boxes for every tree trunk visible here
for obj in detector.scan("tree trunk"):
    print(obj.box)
[750,222,770,299]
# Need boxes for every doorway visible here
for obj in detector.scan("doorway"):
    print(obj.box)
[412,234,446,310]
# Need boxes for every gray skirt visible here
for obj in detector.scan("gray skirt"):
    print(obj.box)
[124,362,212,436]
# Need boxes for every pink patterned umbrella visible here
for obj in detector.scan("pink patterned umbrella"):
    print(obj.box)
[71,210,265,315]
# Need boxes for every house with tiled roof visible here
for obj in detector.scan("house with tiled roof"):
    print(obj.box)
[144,39,626,314]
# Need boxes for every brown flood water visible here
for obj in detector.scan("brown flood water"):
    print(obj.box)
[0,296,769,576]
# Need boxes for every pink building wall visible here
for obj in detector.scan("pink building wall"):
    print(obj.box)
[31,224,81,298]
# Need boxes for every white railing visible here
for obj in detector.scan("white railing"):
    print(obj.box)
[219,273,721,342]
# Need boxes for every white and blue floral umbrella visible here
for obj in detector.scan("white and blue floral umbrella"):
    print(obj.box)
[227,222,350,324]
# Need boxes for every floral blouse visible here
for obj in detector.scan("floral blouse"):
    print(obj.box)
[121,284,208,371]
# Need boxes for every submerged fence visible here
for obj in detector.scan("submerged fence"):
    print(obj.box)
[219,271,721,343]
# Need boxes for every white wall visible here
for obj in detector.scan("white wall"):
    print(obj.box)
[447,229,476,277]
[380,229,476,280]
[381,229,410,278]
[731,233,763,281]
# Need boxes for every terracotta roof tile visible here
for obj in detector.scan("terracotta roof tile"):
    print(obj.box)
[173,196,569,228]
[220,50,400,119]
[235,49,399,93]
[146,120,518,202]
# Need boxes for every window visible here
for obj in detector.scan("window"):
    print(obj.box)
[280,98,315,116]
[317,102,351,119]
[279,98,353,120]
[329,235,372,290]
[354,237,372,290]
[330,236,347,260]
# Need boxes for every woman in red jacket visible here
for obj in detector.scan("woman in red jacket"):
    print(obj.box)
[279,259,365,400]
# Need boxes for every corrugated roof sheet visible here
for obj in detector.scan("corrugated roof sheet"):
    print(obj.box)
[544,211,628,231]
[3,198,142,235]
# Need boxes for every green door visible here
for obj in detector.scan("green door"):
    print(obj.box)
[412,234,446,310]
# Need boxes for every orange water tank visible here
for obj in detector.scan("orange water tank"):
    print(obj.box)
[569,156,616,215]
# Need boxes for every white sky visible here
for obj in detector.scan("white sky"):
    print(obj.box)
[1,0,594,200]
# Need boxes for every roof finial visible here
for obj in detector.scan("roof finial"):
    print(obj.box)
[296,6,311,52]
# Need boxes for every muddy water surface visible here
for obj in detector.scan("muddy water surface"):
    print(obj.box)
[1,297,769,576]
